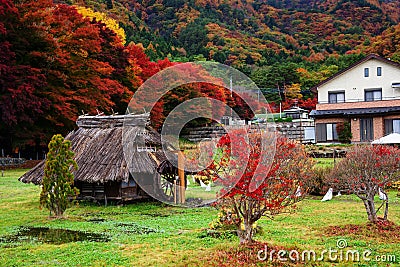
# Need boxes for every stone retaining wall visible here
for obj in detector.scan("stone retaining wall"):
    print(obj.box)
[0,158,26,167]
[182,122,315,143]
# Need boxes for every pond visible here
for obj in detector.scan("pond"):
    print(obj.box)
[0,227,110,245]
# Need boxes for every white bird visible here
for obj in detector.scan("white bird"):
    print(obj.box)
[96,109,104,116]
[200,180,207,188]
[336,191,342,197]
[295,186,302,197]
[205,183,211,192]
[321,188,333,201]
[378,188,387,201]
[111,108,118,116]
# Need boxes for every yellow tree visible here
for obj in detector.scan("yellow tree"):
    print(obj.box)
[75,6,126,44]
[284,83,302,100]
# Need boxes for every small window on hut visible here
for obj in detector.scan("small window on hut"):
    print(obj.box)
[121,179,136,188]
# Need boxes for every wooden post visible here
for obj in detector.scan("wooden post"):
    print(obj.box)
[173,180,177,204]
[178,150,185,204]
[333,149,336,166]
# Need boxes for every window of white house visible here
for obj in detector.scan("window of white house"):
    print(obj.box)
[365,89,382,101]
[328,91,345,103]
[364,68,369,77]
[394,120,400,133]
[384,119,400,134]
[316,123,338,142]
[377,67,382,76]
[326,124,334,140]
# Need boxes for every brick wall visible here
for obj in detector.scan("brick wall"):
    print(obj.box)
[316,99,400,111]
[350,115,400,143]
[315,114,400,143]
[314,118,347,124]
[351,119,360,142]
[374,117,384,140]
[383,115,400,120]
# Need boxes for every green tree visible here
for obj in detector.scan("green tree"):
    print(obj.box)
[251,62,300,92]
[40,134,78,218]
[178,20,209,57]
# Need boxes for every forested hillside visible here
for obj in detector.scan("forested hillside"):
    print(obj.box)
[1,0,399,155]
[60,0,400,95]
[64,0,399,63]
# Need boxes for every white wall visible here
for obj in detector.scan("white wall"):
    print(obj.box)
[317,58,400,103]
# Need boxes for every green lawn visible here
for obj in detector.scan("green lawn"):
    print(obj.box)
[0,169,399,266]
[314,157,341,167]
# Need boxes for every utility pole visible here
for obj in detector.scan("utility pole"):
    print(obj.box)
[230,76,233,119]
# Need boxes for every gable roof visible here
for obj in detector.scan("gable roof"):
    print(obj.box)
[311,54,400,93]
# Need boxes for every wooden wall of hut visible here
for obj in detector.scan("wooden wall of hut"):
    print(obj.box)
[74,177,150,203]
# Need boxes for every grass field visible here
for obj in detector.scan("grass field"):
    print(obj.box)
[0,169,399,266]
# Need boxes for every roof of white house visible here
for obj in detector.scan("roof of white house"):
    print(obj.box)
[311,54,400,93]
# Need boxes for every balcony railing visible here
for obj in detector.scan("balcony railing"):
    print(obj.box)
[318,96,400,104]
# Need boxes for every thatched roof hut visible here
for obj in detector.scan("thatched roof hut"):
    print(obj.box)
[19,114,178,202]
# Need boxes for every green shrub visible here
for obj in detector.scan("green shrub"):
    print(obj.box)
[337,122,352,143]
[309,165,333,195]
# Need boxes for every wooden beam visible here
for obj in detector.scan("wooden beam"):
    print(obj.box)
[178,150,185,204]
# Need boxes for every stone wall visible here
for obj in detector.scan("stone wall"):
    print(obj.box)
[0,158,26,167]
[276,122,313,143]
[182,121,314,143]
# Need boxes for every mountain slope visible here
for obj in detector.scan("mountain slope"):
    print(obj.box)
[62,0,399,67]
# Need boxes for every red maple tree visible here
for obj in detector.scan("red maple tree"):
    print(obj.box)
[201,130,315,244]
[328,145,400,223]
[0,0,175,151]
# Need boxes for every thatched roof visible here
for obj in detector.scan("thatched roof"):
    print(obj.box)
[19,114,174,185]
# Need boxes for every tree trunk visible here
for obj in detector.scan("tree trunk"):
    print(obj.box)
[237,221,254,245]
[383,198,389,221]
[363,198,377,223]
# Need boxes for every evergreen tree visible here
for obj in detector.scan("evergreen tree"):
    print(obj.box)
[337,122,352,143]
[40,134,78,218]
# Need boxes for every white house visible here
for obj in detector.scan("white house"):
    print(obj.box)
[310,54,400,143]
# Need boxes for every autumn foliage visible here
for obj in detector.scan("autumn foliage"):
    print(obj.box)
[1,0,243,154]
[328,145,400,223]
[202,131,315,244]
[0,0,142,150]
